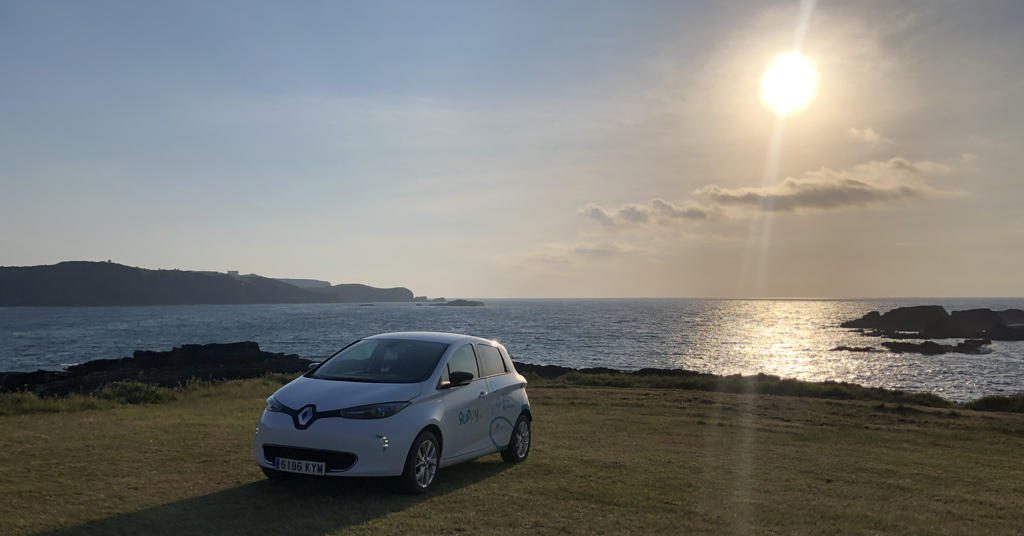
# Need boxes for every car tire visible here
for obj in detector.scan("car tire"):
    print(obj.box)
[261,466,292,481]
[501,414,531,464]
[397,430,441,494]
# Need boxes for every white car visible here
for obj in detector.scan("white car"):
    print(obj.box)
[253,331,533,493]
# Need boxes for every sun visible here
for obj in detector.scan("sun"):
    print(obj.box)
[760,51,818,117]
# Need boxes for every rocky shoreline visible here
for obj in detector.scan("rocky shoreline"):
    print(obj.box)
[831,339,993,355]
[2,340,1021,412]
[2,340,1015,411]
[0,342,704,397]
[834,305,1024,355]
[841,305,1024,340]
[0,342,312,397]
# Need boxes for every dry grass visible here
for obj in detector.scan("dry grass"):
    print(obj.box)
[1,378,1022,535]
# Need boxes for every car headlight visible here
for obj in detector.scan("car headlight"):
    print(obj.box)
[265,395,286,413]
[338,401,410,419]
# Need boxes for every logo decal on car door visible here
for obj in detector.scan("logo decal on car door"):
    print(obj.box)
[458,408,480,425]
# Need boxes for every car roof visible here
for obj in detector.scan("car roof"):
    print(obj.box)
[364,331,497,346]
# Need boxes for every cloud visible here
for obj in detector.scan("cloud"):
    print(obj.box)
[572,244,626,257]
[618,204,653,223]
[848,127,892,146]
[697,179,923,212]
[578,204,616,225]
[579,198,711,226]
[650,199,711,220]
[696,158,954,213]
[527,242,642,266]
[580,158,957,225]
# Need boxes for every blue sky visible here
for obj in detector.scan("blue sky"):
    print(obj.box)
[2,1,1023,297]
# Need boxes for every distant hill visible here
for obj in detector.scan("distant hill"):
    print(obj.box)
[0,262,414,306]
[308,283,414,303]
[273,278,332,289]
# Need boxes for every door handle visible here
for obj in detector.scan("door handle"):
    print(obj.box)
[478,391,487,399]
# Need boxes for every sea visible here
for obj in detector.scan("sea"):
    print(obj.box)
[2,298,1023,402]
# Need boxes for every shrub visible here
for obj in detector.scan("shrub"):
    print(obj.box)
[964,394,1024,413]
[97,382,176,405]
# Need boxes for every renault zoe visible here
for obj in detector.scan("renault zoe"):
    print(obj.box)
[253,332,532,493]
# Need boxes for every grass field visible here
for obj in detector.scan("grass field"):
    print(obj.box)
[1,377,1023,535]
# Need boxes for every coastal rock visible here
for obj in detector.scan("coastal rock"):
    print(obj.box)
[984,324,1024,341]
[631,368,705,377]
[999,309,1024,326]
[841,306,1024,341]
[881,339,992,355]
[510,362,704,380]
[949,309,1004,332]
[830,345,879,352]
[840,311,882,329]
[0,342,311,397]
[840,305,949,332]
[510,362,578,379]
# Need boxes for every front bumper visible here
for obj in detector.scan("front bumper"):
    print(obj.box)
[253,410,417,477]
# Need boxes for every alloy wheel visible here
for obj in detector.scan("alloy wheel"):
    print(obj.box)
[414,439,438,488]
[515,420,531,458]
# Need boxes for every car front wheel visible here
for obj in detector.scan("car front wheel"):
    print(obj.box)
[501,415,531,463]
[398,430,441,494]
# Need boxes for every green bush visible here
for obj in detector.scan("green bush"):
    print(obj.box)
[964,394,1024,413]
[97,382,176,405]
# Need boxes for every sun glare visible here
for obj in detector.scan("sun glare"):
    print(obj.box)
[759,51,818,117]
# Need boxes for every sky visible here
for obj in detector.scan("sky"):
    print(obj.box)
[2,0,1023,298]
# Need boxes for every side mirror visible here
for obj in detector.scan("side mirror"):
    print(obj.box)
[448,371,474,387]
[307,362,321,372]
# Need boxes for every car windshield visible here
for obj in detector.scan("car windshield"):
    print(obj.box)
[311,338,448,383]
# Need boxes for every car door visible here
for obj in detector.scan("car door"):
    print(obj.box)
[439,344,489,461]
[476,343,520,452]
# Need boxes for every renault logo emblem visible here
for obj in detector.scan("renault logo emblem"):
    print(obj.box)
[296,404,316,429]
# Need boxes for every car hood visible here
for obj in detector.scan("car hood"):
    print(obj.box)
[272,376,426,410]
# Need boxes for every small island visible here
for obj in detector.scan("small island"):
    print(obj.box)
[431,299,485,307]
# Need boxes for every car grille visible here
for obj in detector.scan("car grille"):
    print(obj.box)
[263,445,358,472]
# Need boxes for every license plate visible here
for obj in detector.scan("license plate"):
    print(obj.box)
[275,457,326,475]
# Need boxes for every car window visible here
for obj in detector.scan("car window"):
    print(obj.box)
[475,344,506,377]
[447,344,479,380]
[498,346,515,373]
[313,339,448,383]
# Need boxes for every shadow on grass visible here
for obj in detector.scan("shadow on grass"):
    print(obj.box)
[36,459,511,536]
